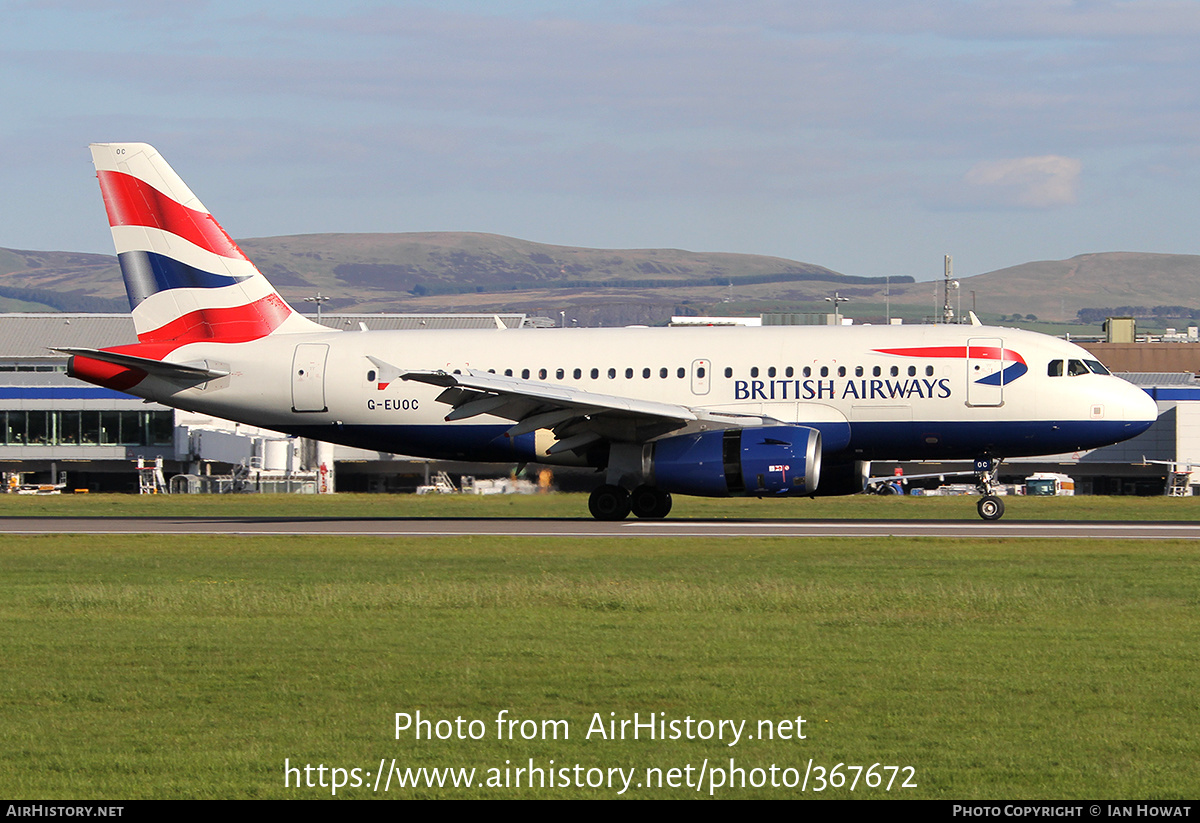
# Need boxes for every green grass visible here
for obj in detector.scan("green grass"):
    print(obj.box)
[1,534,1197,798]
[0,491,1196,520]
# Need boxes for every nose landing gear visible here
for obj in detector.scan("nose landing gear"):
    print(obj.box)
[973,457,1005,521]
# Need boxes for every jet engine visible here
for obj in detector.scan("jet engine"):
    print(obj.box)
[810,459,871,496]
[649,425,821,497]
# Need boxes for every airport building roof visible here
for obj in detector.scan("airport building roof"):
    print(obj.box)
[0,312,533,358]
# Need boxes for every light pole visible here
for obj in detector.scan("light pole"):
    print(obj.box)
[304,292,330,324]
[825,292,849,325]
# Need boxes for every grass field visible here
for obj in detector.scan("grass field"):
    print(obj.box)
[1,494,1197,799]
[0,491,1197,520]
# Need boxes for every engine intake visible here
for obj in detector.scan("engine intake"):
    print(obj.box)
[650,425,821,497]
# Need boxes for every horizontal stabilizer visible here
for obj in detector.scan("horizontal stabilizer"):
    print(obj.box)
[53,347,229,382]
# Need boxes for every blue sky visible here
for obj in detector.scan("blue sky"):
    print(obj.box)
[3,0,1199,281]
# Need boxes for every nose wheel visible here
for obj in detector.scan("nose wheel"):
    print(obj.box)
[973,457,1005,521]
[977,495,1005,521]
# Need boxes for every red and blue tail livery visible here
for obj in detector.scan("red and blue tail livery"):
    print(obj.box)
[90,143,321,346]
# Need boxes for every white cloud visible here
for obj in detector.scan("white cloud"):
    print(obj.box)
[964,156,1082,208]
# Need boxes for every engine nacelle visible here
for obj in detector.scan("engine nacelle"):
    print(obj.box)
[811,460,871,497]
[649,426,821,497]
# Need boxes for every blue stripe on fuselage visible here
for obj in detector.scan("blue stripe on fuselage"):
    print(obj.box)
[276,417,1151,465]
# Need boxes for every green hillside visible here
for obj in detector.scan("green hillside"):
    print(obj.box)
[2,235,1199,326]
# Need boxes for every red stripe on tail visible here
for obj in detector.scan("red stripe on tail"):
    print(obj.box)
[138,293,294,344]
[96,170,246,260]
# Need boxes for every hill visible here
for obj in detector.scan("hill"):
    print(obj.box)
[911,252,1200,323]
[0,233,901,323]
[2,235,1198,326]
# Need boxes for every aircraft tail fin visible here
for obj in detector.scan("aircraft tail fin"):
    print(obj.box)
[89,143,324,344]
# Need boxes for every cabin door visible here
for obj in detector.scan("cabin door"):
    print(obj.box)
[292,343,329,412]
[965,338,1004,407]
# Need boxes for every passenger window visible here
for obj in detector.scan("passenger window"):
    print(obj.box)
[697,366,706,378]
[820,366,829,377]
[1048,360,1063,377]
[660,367,668,378]
[837,366,846,377]
[677,367,685,378]
[926,366,934,376]
[625,368,633,379]
[642,367,651,379]
[890,366,899,377]
[608,368,616,379]
[573,368,582,379]
[768,366,776,378]
[521,369,530,379]
[751,367,759,378]
[556,368,564,379]
[538,368,547,379]
[367,370,376,382]
[505,369,513,377]
[724,367,732,378]
[908,366,916,377]
[786,366,794,378]
[855,366,863,377]
[590,368,599,379]
[873,366,881,377]
[803,367,811,377]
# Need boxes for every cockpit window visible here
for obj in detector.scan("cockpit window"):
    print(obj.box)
[1067,359,1089,376]
[1084,359,1111,375]
[1048,360,1063,377]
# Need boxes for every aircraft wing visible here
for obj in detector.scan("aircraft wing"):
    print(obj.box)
[396,365,765,455]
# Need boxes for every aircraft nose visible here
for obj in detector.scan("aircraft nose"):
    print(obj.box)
[1123,382,1159,433]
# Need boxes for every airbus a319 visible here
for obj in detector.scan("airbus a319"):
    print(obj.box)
[62,143,1159,520]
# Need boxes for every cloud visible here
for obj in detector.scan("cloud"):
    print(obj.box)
[964,155,1082,208]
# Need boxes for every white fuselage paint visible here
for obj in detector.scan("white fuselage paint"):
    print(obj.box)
[122,323,1157,467]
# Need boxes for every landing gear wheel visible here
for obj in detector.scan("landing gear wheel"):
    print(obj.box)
[589,484,631,521]
[977,495,1005,521]
[630,485,673,519]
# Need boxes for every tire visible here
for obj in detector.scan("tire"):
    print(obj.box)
[977,495,1005,521]
[589,484,631,521]
[630,485,673,519]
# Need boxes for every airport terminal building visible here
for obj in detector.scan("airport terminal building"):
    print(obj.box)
[2,313,1198,495]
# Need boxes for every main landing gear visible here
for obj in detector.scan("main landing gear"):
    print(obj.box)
[588,484,672,521]
[973,457,1005,521]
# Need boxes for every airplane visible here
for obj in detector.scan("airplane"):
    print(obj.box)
[61,143,1159,521]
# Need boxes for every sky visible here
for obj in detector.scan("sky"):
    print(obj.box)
[3,0,1200,281]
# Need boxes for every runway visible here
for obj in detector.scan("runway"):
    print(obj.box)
[1,517,1198,539]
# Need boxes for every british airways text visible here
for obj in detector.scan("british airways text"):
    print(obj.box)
[733,379,952,402]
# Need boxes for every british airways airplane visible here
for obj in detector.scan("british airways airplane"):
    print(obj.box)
[62,143,1158,521]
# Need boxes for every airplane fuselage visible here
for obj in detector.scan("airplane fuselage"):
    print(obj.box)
[82,322,1157,472]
